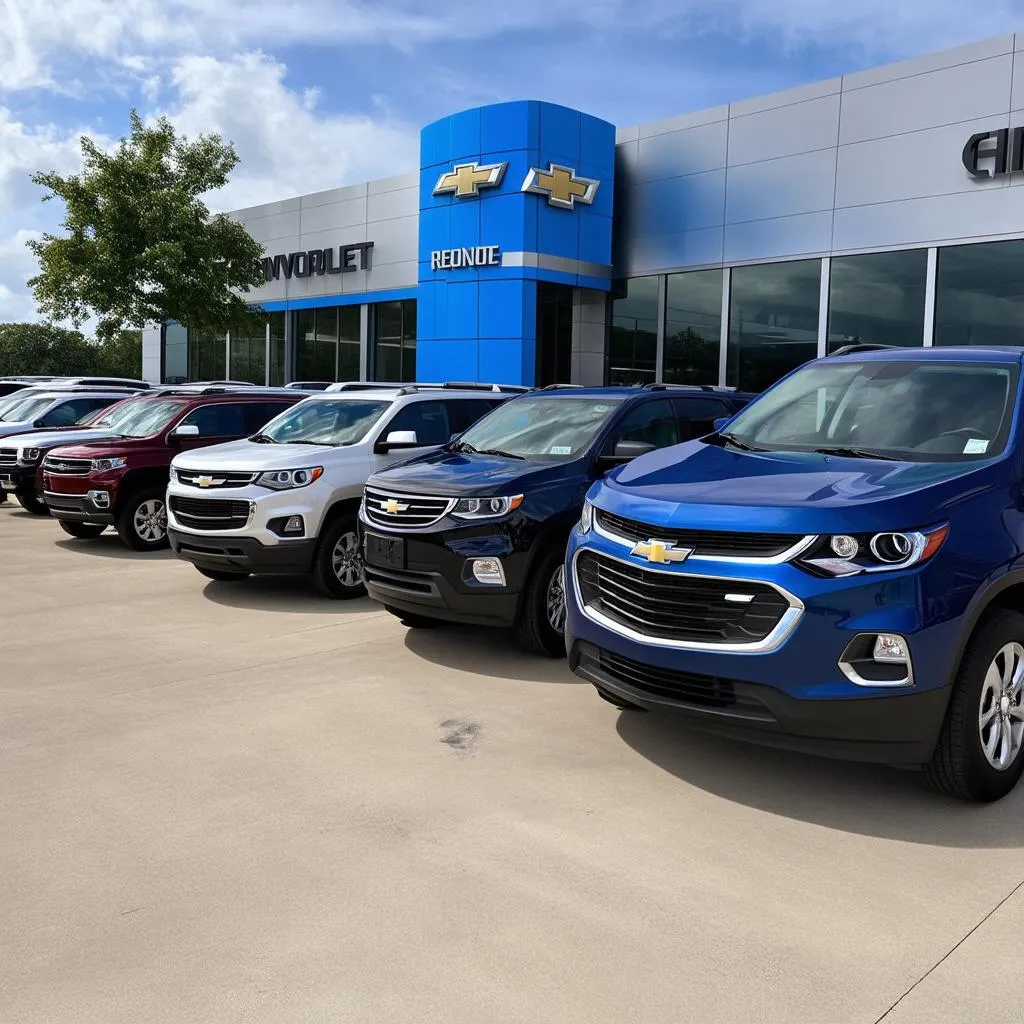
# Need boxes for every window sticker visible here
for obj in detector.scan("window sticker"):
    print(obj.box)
[550,445,573,455]
[964,439,989,454]
[593,405,609,413]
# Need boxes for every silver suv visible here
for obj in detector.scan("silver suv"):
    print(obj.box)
[166,383,523,597]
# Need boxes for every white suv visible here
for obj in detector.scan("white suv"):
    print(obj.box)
[166,384,521,596]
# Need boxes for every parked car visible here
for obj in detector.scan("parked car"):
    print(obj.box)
[286,381,334,391]
[564,347,1024,802]
[0,376,66,398]
[360,384,755,656]
[0,387,141,440]
[42,388,307,550]
[165,383,520,595]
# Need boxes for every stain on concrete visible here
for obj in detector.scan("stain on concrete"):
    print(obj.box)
[439,718,481,753]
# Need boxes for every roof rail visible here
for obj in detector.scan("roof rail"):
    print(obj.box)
[828,343,897,356]
[640,383,737,393]
[394,382,530,396]
[541,383,585,389]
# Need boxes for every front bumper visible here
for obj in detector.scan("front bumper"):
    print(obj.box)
[168,528,316,575]
[0,465,38,494]
[43,491,115,525]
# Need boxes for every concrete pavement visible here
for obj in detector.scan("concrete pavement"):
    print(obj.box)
[2,504,1023,1023]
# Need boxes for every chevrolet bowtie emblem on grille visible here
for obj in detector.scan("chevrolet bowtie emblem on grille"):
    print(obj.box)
[381,499,409,514]
[521,163,600,210]
[630,539,692,564]
[194,476,223,488]
[433,161,508,199]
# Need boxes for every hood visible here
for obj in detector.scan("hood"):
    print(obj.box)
[0,427,118,451]
[46,434,166,459]
[601,440,1003,535]
[170,438,350,472]
[367,448,585,496]
[0,421,41,438]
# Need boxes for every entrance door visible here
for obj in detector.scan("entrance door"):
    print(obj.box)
[535,283,574,387]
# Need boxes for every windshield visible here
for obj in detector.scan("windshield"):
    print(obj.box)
[0,395,53,422]
[453,396,625,461]
[104,399,186,438]
[256,398,390,445]
[0,392,36,418]
[722,360,1019,461]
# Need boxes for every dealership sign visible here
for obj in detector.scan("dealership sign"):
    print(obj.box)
[430,245,501,270]
[962,128,1024,178]
[261,242,374,282]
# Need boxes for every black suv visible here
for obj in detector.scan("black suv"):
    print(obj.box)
[359,384,754,656]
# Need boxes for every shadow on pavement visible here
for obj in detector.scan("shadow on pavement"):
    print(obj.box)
[403,624,579,684]
[200,575,375,614]
[55,536,175,560]
[616,712,1024,848]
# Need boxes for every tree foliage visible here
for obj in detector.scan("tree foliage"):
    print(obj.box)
[0,323,142,378]
[28,110,265,342]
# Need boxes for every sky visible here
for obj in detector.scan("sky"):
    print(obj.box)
[3,0,1024,329]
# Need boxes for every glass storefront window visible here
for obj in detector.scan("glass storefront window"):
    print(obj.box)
[935,240,1024,346]
[609,277,658,385]
[664,270,722,385]
[163,322,188,383]
[728,260,821,393]
[374,300,416,382]
[268,312,286,387]
[828,250,927,353]
[229,326,267,384]
[296,309,332,380]
[187,328,226,382]
[339,306,361,381]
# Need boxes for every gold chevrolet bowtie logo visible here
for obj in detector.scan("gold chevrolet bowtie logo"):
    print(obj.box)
[194,475,222,488]
[630,539,692,565]
[433,161,508,199]
[381,499,409,514]
[522,163,600,210]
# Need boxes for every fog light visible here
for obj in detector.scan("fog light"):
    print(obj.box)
[831,534,859,559]
[282,515,304,535]
[471,557,506,586]
[87,490,110,508]
[874,633,909,663]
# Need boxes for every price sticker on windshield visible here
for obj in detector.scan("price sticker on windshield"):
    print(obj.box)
[964,439,989,454]
[550,446,573,455]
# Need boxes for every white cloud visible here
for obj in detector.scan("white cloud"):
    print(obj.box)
[0,229,44,321]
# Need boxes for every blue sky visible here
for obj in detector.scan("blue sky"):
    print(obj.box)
[2,0,1024,326]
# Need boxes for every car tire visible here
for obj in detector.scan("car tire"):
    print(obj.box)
[926,609,1024,802]
[115,486,169,551]
[515,549,568,658]
[311,514,365,599]
[59,521,106,539]
[594,686,647,711]
[195,567,250,582]
[384,605,441,628]
[15,491,49,516]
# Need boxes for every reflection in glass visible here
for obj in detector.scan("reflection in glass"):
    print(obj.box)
[229,326,267,384]
[728,260,821,393]
[296,309,336,381]
[610,277,658,385]
[374,300,416,381]
[163,322,188,383]
[935,240,1024,346]
[664,270,722,384]
[828,250,927,352]
[269,312,286,386]
[339,306,361,381]
[187,329,226,381]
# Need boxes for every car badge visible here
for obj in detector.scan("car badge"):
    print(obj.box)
[381,498,409,514]
[521,163,600,210]
[630,539,692,564]
[433,161,508,199]
[194,475,223,488]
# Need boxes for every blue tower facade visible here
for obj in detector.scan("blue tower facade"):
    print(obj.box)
[416,101,616,386]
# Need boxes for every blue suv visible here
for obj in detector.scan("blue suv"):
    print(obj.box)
[566,348,1024,801]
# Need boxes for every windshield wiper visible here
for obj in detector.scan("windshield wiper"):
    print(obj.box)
[711,431,765,453]
[450,440,479,453]
[285,439,333,446]
[812,446,899,461]
[249,432,278,444]
[475,447,527,460]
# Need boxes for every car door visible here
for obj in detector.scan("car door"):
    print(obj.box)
[38,396,120,428]
[172,402,250,453]
[369,400,452,471]
[604,399,682,455]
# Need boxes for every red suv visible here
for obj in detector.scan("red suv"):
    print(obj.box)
[42,388,304,550]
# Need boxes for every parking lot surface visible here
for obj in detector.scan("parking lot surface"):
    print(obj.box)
[2,505,1024,1024]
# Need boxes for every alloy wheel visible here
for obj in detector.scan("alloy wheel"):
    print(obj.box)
[134,499,167,544]
[331,529,363,589]
[978,641,1024,771]
[546,565,566,633]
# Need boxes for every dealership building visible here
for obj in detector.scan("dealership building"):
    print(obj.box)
[144,33,1024,393]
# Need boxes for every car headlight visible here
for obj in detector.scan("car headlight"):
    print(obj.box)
[579,499,594,533]
[18,447,41,465]
[91,457,128,472]
[168,465,179,484]
[255,467,324,490]
[451,494,524,520]
[798,524,949,577]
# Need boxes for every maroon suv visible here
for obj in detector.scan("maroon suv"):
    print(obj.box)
[42,388,303,550]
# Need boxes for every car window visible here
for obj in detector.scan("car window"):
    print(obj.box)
[39,396,112,427]
[179,403,248,438]
[242,401,295,434]
[608,399,680,450]
[383,401,451,446]
[671,396,732,440]
[446,398,504,436]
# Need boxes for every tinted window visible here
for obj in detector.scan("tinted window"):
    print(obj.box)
[41,396,118,427]
[446,398,504,436]
[608,400,679,450]
[665,269,723,384]
[934,240,1024,347]
[242,401,294,434]
[383,400,450,446]
[179,403,248,438]
[671,397,732,439]
[610,277,658,385]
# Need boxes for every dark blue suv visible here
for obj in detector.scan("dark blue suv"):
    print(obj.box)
[566,347,1024,801]
[360,385,754,656]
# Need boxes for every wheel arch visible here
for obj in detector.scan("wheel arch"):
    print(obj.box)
[945,571,1024,689]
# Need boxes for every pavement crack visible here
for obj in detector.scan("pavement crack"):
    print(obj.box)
[874,875,1024,1022]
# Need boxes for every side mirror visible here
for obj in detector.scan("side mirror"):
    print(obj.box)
[375,429,419,453]
[601,439,657,466]
[169,424,200,443]
[33,419,46,428]
[713,416,730,432]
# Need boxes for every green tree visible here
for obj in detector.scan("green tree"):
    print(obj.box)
[0,323,142,378]
[27,110,265,342]
[96,329,142,377]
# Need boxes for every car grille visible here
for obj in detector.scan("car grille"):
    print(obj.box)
[0,450,17,468]
[43,455,93,475]
[169,495,252,531]
[574,550,792,646]
[175,468,257,489]
[363,487,454,529]
[576,643,774,720]
[596,509,806,559]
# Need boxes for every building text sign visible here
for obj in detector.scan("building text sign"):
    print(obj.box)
[261,242,374,282]
[963,128,1024,178]
[430,246,501,270]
